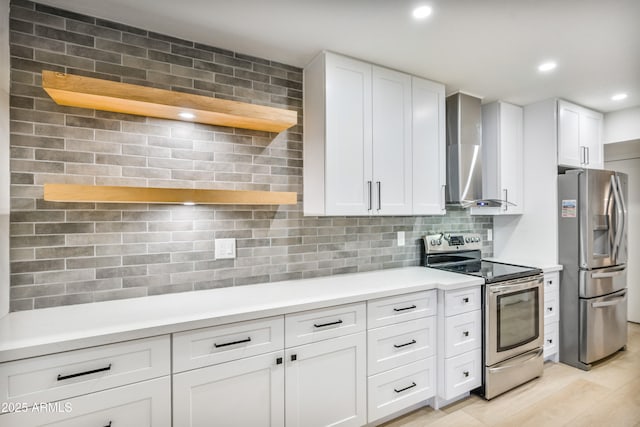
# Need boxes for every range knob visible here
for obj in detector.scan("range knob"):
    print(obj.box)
[465,237,471,243]
[437,239,442,245]
[474,237,480,242]
[430,239,436,246]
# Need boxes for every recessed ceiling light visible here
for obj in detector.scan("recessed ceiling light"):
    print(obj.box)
[412,5,432,19]
[538,61,557,72]
[178,112,195,120]
[611,93,628,101]
[183,202,195,206]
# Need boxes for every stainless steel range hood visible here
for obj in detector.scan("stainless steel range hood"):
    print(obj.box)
[445,92,503,208]
[446,92,483,206]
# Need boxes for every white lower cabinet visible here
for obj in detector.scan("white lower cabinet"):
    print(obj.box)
[1,284,504,426]
[285,332,367,427]
[173,351,285,427]
[543,272,561,362]
[366,291,437,424]
[1,376,170,427]
[436,287,482,407]
[171,306,366,427]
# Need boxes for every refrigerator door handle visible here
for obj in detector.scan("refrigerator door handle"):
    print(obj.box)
[616,175,627,257]
[610,175,623,262]
[592,268,626,279]
[592,293,627,308]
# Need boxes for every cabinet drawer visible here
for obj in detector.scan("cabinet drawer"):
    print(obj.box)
[0,335,170,406]
[442,350,482,400]
[544,294,559,325]
[367,356,435,423]
[285,302,366,348]
[544,322,559,359]
[444,287,481,316]
[367,290,436,329]
[444,310,482,358]
[367,317,435,375]
[0,376,170,426]
[544,272,559,296]
[173,316,284,372]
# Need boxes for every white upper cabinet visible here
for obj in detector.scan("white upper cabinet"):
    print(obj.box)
[557,100,603,169]
[372,66,413,215]
[303,51,445,216]
[412,77,446,215]
[472,101,524,215]
[316,53,373,216]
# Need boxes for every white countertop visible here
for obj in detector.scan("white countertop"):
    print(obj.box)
[0,267,483,362]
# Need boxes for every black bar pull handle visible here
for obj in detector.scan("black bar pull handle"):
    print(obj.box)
[291,354,297,362]
[104,422,112,427]
[313,319,343,328]
[214,337,251,348]
[462,331,470,337]
[547,339,553,344]
[394,382,417,393]
[463,371,469,377]
[393,305,417,312]
[394,339,417,349]
[276,357,283,365]
[57,364,112,381]
[462,297,470,303]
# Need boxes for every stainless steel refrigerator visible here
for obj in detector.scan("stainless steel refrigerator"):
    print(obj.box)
[558,169,628,370]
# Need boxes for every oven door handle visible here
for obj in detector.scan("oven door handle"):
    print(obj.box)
[487,348,543,373]
[490,279,542,294]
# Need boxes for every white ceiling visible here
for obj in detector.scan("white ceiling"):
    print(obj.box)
[38,0,640,113]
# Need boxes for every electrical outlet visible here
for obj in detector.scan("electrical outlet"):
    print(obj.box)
[215,238,236,259]
[397,231,405,246]
[487,229,493,242]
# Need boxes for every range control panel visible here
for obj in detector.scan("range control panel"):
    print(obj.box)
[424,232,483,254]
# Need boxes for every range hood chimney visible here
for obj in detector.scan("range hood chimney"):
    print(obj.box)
[445,92,483,206]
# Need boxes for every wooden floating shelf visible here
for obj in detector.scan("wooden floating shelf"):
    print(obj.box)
[44,184,297,205]
[42,70,297,133]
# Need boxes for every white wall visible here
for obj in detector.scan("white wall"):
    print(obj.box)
[0,0,10,318]
[604,107,640,144]
[605,155,640,323]
[493,99,559,267]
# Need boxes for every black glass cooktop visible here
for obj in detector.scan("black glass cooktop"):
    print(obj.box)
[436,260,541,284]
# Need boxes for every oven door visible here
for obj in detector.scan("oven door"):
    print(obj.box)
[486,275,544,366]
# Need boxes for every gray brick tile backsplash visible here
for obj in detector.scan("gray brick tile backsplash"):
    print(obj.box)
[8,1,493,311]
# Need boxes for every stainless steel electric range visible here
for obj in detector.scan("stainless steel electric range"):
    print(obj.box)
[424,232,544,400]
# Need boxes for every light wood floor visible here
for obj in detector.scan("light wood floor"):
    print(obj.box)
[382,322,640,427]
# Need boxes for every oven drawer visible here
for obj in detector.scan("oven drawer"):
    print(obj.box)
[367,290,436,329]
[367,317,435,375]
[173,316,284,373]
[444,287,481,316]
[285,302,366,347]
[543,322,559,358]
[0,335,170,406]
[367,357,435,423]
[444,310,481,358]
[442,350,481,399]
